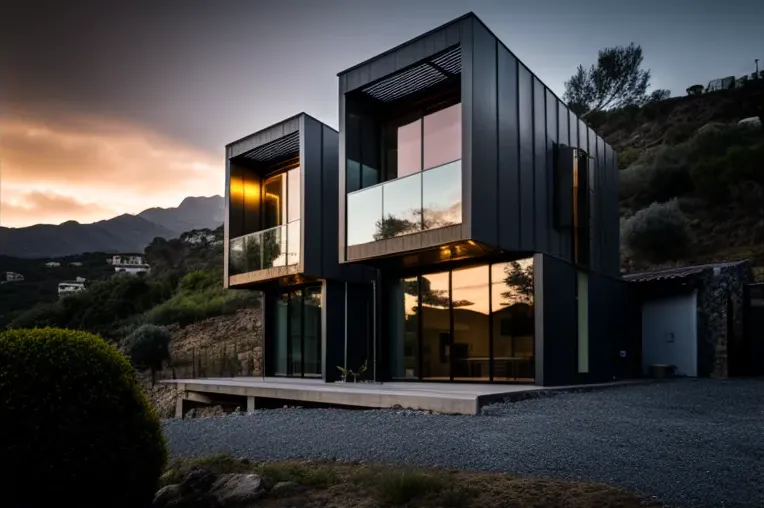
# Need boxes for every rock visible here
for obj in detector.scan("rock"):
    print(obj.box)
[738,116,762,129]
[183,468,217,493]
[269,481,305,497]
[211,473,266,506]
[153,484,181,507]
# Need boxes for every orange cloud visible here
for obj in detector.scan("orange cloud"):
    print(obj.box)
[0,111,223,227]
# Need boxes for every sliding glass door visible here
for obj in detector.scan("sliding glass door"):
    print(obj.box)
[390,258,535,383]
[272,285,322,378]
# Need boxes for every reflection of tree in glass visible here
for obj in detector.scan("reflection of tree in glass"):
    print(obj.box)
[374,207,460,241]
[260,229,284,268]
[501,260,534,306]
[403,277,473,310]
[243,236,262,271]
[373,213,418,240]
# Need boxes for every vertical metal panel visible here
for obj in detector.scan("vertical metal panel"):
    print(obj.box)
[518,64,534,250]
[545,89,560,257]
[569,113,578,151]
[459,19,475,240]
[322,280,345,382]
[469,20,498,246]
[301,116,323,278]
[596,135,606,274]
[539,254,578,386]
[321,125,341,280]
[606,144,621,275]
[497,45,520,251]
[556,101,571,262]
[533,78,548,253]
[578,119,588,151]
[586,127,598,271]
[338,85,347,264]
[223,156,231,287]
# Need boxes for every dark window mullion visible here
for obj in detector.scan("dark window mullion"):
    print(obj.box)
[449,270,454,382]
[417,276,423,380]
[300,290,306,378]
[488,264,494,382]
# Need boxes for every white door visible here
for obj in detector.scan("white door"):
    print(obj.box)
[641,291,698,377]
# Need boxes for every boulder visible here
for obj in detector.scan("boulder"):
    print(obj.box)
[738,116,763,129]
[269,481,305,497]
[211,473,266,506]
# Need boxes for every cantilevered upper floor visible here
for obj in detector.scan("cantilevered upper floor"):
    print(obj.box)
[337,13,620,277]
[225,113,368,288]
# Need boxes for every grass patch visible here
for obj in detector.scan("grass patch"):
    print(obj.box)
[164,455,662,508]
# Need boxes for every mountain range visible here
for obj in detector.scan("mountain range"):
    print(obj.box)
[0,196,224,258]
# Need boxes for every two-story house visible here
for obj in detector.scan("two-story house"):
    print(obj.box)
[224,13,640,387]
[224,113,374,380]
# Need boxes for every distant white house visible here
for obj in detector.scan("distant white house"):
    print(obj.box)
[58,280,86,297]
[182,231,218,245]
[3,271,24,283]
[110,254,151,275]
[75,276,87,283]
[45,261,61,268]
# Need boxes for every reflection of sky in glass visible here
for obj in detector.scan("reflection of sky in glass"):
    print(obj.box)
[347,185,382,246]
[383,172,422,233]
[397,120,421,177]
[286,220,300,266]
[423,104,461,170]
[452,265,490,315]
[423,161,461,228]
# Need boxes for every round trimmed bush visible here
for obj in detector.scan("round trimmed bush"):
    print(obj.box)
[0,327,166,508]
[622,199,691,263]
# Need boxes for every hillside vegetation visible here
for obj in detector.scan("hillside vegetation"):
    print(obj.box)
[2,226,258,341]
[599,83,764,277]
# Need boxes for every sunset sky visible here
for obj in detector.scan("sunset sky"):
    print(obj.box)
[1,0,761,228]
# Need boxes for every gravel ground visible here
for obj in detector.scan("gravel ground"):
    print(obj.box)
[163,379,764,508]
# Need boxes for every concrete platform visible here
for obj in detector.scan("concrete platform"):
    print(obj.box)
[163,377,646,416]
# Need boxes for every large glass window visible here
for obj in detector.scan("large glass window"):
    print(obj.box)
[390,277,419,379]
[452,266,490,381]
[263,173,287,229]
[287,168,301,223]
[423,103,461,170]
[272,285,322,378]
[392,257,534,383]
[397,120,422,177]
[421,272,451,381]
[491,260,535,381]
[422,160,462,231]
[380,172,422,239]
[346,103,463,247]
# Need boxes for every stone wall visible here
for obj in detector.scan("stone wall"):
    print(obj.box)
[166,305,264,377]
[696,262,752,377]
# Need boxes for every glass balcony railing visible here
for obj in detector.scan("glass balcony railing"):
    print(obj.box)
[347,160,462,246]
[229,220,301,276]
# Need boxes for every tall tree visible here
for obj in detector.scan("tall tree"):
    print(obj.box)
[563,43,669,117]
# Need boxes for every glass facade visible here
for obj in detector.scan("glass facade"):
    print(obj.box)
[272,284,323,378]
[229,166,301,274]
[346,103,462,247]
[390,257,535,382]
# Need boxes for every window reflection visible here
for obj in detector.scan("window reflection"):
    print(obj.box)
[421,272,451,380]
[423,104,461,170]
[390,277,419,379]
[287,168,301,223]
[263,173,286,229]
[452,266,490,381]
[388,258,535,383]
[491,259,535,381]
[347,185,382,246]
[397,120,421,178]
[377,173,422,240]
[289,289,303,376]
[422,161,462,231]
[286,220,300,266]
[274,294,289,376]
[262,226,286,268]
[303,287,322,377]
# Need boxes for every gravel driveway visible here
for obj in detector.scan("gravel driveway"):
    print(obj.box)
[163,379,764,508]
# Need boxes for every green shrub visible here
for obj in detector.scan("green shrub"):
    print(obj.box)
[619,162,692,205]
[664,122,699,145]
[0,328,166,508]
[6,302,63,329]
[617,147,640,169]
[691,142,764,203]
[146,287,258,327]
[622,199,691,262]
[123,323,173,385]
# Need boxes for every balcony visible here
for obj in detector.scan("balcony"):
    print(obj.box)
[347,160,462,248]
[229,220,301,278]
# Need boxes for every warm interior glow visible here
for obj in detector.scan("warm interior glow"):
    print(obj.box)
[229,179,260,201]
[572,154,579,264]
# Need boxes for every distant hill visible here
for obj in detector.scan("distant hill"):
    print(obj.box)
[0,195,224,258]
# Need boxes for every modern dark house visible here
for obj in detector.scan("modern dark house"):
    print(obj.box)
[335,13,640,386]
[223,14,641,388]
[224,113,373,381]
